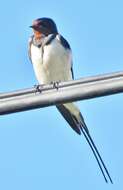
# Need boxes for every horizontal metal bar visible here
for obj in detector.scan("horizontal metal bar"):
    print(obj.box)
[0,70,123,99]
[0,75,123,115]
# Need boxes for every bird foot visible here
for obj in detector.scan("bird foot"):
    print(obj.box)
[51,81,60,90]
[34,84,43,93]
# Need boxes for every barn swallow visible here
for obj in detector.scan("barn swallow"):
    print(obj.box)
[28,17,113,183]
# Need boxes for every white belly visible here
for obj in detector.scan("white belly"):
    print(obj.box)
[31,38,72,84]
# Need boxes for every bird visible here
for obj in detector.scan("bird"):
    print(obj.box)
[28,17,113,183]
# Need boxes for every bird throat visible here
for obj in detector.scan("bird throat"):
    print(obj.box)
[33,32,45,48]
[34,30,42,39]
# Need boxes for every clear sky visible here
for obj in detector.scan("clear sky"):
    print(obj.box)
[0,0,123,189]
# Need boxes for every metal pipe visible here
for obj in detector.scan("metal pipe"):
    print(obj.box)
[0,75,123,115]
[0,70,123,99]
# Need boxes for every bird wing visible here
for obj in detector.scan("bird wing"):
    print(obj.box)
[56,103,88,135]
[56,34,74,79]
[28,36,33,63]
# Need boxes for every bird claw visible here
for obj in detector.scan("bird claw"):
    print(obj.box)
[51,81,60,90]
[34,81,60,93]
[34,84,42,93]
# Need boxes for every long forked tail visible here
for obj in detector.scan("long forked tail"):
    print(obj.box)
[56,103,113,183]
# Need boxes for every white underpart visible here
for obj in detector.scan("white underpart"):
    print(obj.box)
[31,37,72,84]
[30,36,80,120]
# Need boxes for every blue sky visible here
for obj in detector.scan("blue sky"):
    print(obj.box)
[0,0,123,189]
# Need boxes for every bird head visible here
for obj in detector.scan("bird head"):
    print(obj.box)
[30,17,58,39]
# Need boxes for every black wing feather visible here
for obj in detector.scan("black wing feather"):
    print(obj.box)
[58,34,71,50]
[56,104,81,135]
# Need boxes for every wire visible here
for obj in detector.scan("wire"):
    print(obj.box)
[0,71,123,115]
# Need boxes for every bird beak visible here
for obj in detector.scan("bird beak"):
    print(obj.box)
[30,25,39,31]
[30,25,34,28]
